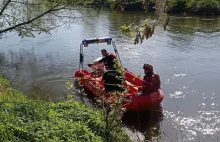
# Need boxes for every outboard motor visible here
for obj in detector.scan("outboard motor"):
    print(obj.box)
[91,57,104,77]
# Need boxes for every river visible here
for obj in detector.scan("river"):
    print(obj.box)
[1,10,220,141]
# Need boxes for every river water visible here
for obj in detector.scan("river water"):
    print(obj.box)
[1,10,220,141]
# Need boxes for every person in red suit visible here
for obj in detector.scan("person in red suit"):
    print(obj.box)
[138,64,161,96]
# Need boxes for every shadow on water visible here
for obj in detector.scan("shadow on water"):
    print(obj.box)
[123,105,164,141]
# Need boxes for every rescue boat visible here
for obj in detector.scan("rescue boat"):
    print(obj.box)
[74,37,164,111]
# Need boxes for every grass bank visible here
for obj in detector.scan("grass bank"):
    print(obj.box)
[0,76,130,142]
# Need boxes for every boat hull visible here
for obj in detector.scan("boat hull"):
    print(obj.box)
[74,69,164,111]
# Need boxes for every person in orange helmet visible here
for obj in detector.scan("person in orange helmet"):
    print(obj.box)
[138,64,161,96]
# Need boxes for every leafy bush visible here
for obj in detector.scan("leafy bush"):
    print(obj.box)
[185,0,220,8]
[169,0,220,8]
[0,77,130,142]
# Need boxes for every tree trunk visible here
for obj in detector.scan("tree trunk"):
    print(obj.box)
[155,0,169,16]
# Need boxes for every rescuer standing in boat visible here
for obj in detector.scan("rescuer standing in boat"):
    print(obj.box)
[88,49,117,70]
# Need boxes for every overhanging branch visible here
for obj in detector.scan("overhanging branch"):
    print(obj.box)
[0,0,12,16]
[0,4,67,34]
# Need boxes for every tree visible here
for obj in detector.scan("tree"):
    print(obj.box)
[0,0,89,39]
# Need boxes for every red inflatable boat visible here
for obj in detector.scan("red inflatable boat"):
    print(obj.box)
[74,37,164,111]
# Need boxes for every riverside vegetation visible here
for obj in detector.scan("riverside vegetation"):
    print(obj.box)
[0,76,130,142]
[72,0,220,15]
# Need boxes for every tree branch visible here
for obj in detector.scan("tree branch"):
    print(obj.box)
[50,13,84,19]
[11,0,30,5]
[10,0,43,7]
[0,0,12,16]
[2,14,11,26]
[0,4,67,34]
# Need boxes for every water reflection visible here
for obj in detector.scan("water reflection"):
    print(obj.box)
[163,95,220,141]
[168,16,220,34]
[123,105,164,141]
[0,47,75,101]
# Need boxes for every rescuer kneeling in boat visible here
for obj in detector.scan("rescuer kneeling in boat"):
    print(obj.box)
[88,49,117,70]
[102,62,124,92]
[138,64,161,96]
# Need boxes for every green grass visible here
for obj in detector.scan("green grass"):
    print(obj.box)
[0,76,130,142]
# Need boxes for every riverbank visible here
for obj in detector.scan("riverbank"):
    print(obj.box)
[0,76,130,142]
[168,1,220,15]
[84,0,220,15]
[125,1,220,15]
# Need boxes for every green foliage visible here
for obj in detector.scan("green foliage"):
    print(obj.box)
[0,76,10,92]
[120,23,136,37]
[168,0,220,7]
[109,0,118,9]
[120,13,170,44]
[168,0,185,5]
[120,18,157,44]
[108,0,128,12]
[0,77,130,142]
[0,77,10,86]
[185,0,220,8]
